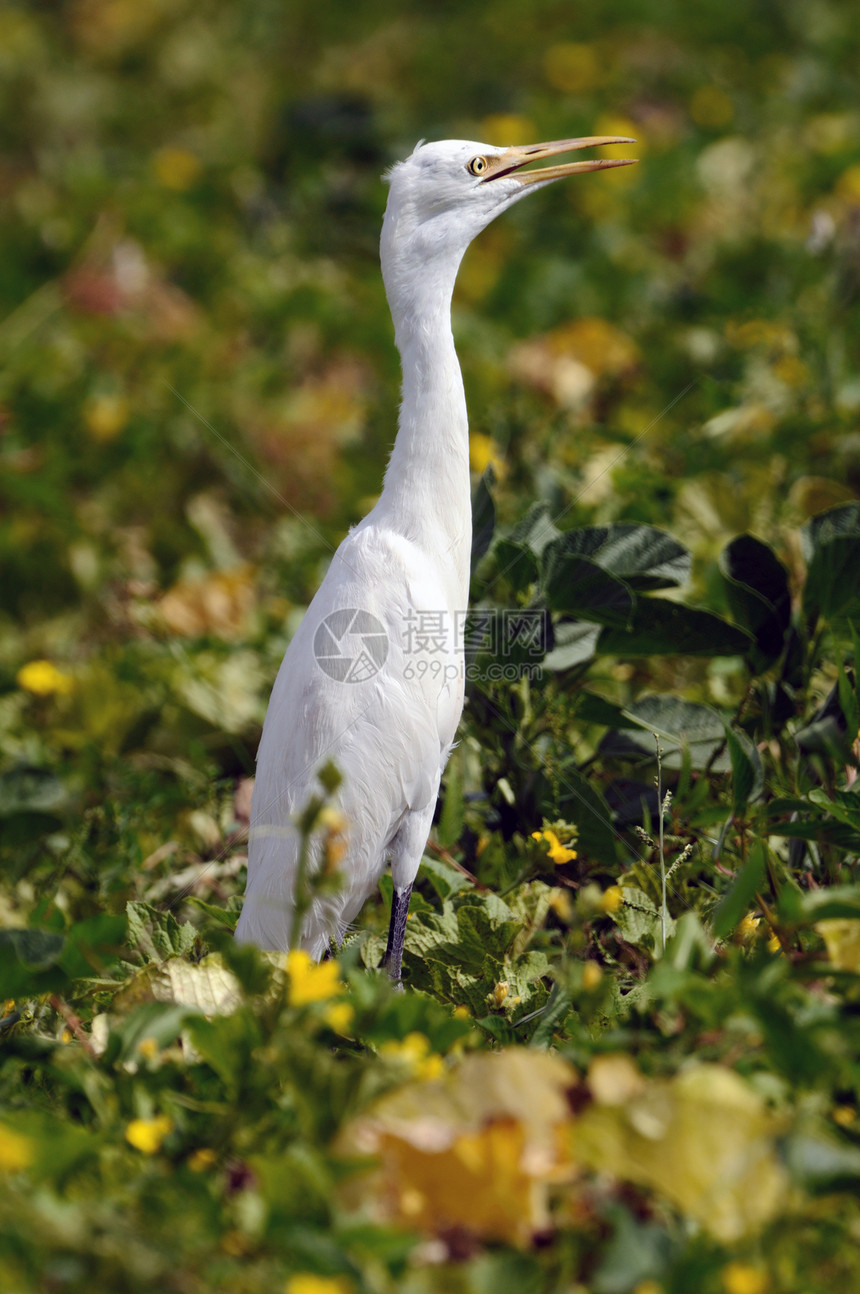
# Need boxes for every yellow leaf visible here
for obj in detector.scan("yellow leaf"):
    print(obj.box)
[338,1050,577,1246]
[511,318,639,407]
[574,1063,788,1240]
[159,565,257,639]
[816,918,860,971]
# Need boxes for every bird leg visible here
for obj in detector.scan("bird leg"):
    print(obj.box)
[381,883,412,983]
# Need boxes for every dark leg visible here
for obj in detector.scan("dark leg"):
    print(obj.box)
[381,883,412,982]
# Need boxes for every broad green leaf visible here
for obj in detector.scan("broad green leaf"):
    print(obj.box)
[492,537,539,595]
[783,1133,860,1192]
[778,884,860,924]
[471,466,496,572]
[437,743,464,849]
[621,695,729,771]
[508,501,562,556]
[542,550,634,626]
[544,523,691,590]
[127,900,198,962]
[543,620,601,670]
[802,503,860,623]
[597,601,751,657]
[0,928,66,997]
[808,786,860,830]
[710,840,767,939]
[719,533,790,666]
[0,767,70,818]
[726,725,764,816]
[556,763,619,862]
[612,885,676,951]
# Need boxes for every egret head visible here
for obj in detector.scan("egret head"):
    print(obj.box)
[381,135,636,296]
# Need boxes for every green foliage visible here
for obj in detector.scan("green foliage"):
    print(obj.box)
[3,0,860,1290]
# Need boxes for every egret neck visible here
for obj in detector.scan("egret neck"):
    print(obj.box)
[374,222,472,595]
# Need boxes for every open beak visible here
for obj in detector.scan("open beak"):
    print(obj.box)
[484,136,637,185]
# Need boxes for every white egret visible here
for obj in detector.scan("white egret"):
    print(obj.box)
[235,134,636,978]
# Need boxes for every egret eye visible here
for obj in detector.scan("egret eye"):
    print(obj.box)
[467,156,488,177]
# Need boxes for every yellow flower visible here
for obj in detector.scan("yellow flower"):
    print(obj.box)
[469,432,505,477]
[531,829,577,866]
[488,981,509,1009]
[548,888,573,922]
[322,1001,355,1035]
[736,913,761,942]
[319,807,349,872]
[125,1115,174,1154]
[188,1147,217,1172]
[84,392,129,441]
[17,660,74,696]
[481,113,535,146]
[153,146,202,191]
[833,1105,856,1127]
[286,950,345,1006]
[722,1262,769,1294]
[0,1123,33,1172]
[137,1036,159,1061]
[600,886,624,914]
[633,1282,664,1294]
[582,961,603,992]
[286,1276,352,1294]
[379,1032,445,1081]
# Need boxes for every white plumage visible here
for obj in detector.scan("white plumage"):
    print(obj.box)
[235,134,635,977]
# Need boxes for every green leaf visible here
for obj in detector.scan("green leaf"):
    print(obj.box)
[783,1133,860,1192]
[556,763,619,862]
[0,928,67,997]
[545,523,691,590]
[492,537,540,595]
[612,885,676,951]
[508,502,562,556]
[621,695,729,771]
[542,549,635,626]
[126,900,198,962]
[597,600,752,657]
[543,620,601,671]
[471,466,496,572]
[726,725,764,816]
[0,766,70,818]
[802,503,860,623]
[778,884,860,924]
[719,533,791,666]
[711,841,767,939]
[437,743,464,849]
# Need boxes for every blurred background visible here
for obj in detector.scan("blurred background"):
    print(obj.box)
[1,0,859,913]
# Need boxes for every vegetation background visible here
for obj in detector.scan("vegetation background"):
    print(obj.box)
[2,0,860,1291]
